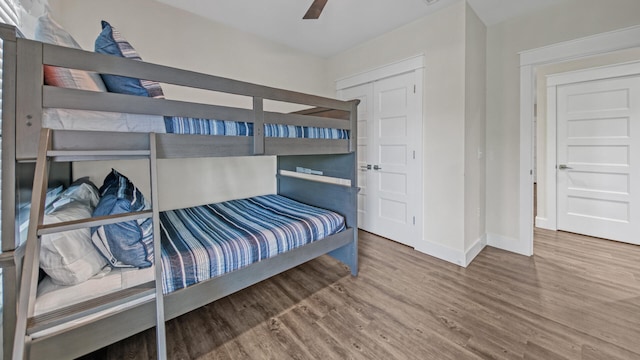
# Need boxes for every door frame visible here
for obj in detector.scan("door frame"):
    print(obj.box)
[336,54,425,244]
[545,60,640,230]
[518,25,640,256]
[336,54,425,90]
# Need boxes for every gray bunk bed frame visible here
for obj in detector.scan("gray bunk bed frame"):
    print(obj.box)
[0,24,358,359]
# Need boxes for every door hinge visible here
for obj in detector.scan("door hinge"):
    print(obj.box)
[413,85,416,93]
[413,150,416,159]
[413,216,416,225]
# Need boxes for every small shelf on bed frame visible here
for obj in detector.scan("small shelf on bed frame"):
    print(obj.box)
[279,169,352,186]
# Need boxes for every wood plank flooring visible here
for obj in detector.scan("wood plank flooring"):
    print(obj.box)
[80,229,640,359]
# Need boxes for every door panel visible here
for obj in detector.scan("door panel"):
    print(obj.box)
[372,76,413,244]
[369,72,419,245]
[557,76,640,244]
[339,71,421,247]
[341,84,373,228]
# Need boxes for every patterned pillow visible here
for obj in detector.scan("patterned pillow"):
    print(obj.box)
[34,13,107,92]
[91,169,154,268]
[95,21,165,98]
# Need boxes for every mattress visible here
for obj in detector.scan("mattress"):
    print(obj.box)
[43,109,349,139]
[160,194,346,293]
[34,194,345,318]
[165,116,349,139]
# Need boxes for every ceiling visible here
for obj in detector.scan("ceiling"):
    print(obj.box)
[155,0,568,57]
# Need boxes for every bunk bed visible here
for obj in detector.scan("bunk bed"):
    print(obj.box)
[0,20,358,359]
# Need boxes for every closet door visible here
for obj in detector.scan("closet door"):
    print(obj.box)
[340,71,422,247]
[368,72,420,245]
[340,83,374,229]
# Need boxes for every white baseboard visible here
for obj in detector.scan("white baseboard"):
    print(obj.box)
[414,241,466,267]
[416,233,531,265]
[534,216,555,230]
[464,234,487,267]
[414,234,487,268]
[487,233,531,256]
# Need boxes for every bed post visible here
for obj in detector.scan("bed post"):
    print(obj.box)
[276,99,360,276]
[1,23,20,360]
[326,159,358,276]
[253,97,264,155]
[15,39,44,160]
[348,99,359,153]
[330,99,359,276]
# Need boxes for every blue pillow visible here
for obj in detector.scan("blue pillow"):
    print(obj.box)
[95,20,164,98]
[91,169,154,268]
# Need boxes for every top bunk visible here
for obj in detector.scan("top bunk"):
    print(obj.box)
[0,22,358,161]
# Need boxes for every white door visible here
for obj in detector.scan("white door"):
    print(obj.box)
[556,75,640,244]
[340,83,374,230]
[340,71,422,247]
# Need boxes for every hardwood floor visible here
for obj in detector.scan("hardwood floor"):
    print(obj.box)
[81,229,640,359]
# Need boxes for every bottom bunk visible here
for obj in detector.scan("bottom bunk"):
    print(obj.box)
[29,230,354,359]
[20,177,357,359]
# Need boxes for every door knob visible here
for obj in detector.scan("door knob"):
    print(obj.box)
[360,164,372,170]
[558,164,572,170]
[373,165,382,170]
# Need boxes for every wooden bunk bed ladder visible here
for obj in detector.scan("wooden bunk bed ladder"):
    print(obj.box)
[12,129,168,359]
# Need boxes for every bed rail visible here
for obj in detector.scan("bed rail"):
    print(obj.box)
[7,36,357,160]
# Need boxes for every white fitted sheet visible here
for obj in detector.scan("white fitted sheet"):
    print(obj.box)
[43,108,166,133]
[35,266,154,316]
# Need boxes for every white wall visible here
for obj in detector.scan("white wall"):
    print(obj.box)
[463,2,486,257]
[49,0,331,209]
[73,157,276,211]
[50,0,331,99]
[485,0,640,248]
[328,1,486,266]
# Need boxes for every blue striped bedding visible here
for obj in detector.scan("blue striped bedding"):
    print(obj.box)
[159,194,346,293]
[164,116,349,139]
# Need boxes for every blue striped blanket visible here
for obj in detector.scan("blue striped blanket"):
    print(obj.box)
[159,194,346,293]
[164,116,349,139]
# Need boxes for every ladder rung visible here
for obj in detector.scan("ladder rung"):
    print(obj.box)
[47,150,151,157]
[0,250,14,267]
[27,282,156,335]
[38,210,153,235]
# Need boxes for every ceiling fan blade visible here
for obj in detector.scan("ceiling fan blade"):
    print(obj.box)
[303,0,328,19]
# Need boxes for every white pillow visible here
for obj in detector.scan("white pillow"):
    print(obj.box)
[34,13,107,92]
[49,179,100,210]
[40,201,107,286]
